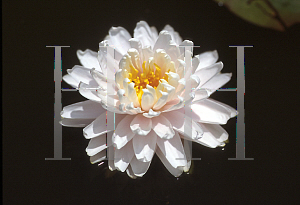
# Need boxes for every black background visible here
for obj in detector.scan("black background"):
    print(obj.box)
[3,0,299,204]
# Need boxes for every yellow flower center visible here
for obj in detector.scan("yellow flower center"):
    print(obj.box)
[128,61,169,104]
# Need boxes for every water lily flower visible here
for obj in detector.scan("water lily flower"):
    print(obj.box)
[61,21,237,178]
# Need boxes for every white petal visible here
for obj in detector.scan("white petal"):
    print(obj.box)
[91,69,117,93]
[185,74,200,90]
[191,99,238,124]
[98,40,120,77]
[179,40,194,56]
[166,72,180,88]
[59,118,94,127]
[141,88,155,111]
[201,73,232,96]
[61,100,105,119]
[150,26,158,40]
[193,123,228,148]
[202,123,228,143]
[142,46,154,62]
[134,21,156,48]
[162,24,182,45]
[83,112,125,139]
[107,134,116,171]
[86,135,107,156]
[160,96,184,112]
[156,131,187,168]
[161,82,176,102]
[192,56,200,74]
[153,90,168,110]
[113,115,136,149]
[117,89,131,106]
[151,114,175,139]
[130,114,152,136]
[67,66,98,87]
[133,130,157,162]
[63,74,79,88]
[76,49,101,71]
[129,38,142,55]
[143,109,161,118]
[125,102,144,114]
[127,82,140,107]
[108,27,131,55]
[181,140,191,172]
[195,62,224,87]
[126,164,137,179]
[162,110,203,140]
[127,48,142,72]
[130,156,151,177]
[114,140,134,172]
[78,82,101,103]
[154,49,171,75]
[176,59,185,79]
[90,150,106,164]
[192,89,209,104]
[156,145,183,177]
[153,31,172,52]
[194,50,219,72]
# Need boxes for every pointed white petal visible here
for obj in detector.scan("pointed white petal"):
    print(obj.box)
[193,123,228,148]
[153,31,172,52]
[130,156,151,177]
[162,24,182,45]
[59,118,94,127]
[108,26,131,55]
[76,49,101,71]
[191,99,238,124]
[195,62,224,87]
[67,65,98,87]
[83,112,125,139]
[114,140,134,172]
[126,164,137,179]
[194,50,219,72]
[90,150,106,164]
[62,74,79,88]
[133,130,157,162]
[61,100,105,119]
[134,21,156,48]
[86,135,107,156]
[201,73,232,96]
[156,145,184,177]
[156,131,187,168]
[202,123,228,143]
[112,115,136,149]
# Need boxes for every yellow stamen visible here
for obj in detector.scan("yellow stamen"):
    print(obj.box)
[126,60,172,105]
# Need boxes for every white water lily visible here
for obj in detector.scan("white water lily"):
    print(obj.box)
[61,21,237,178]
